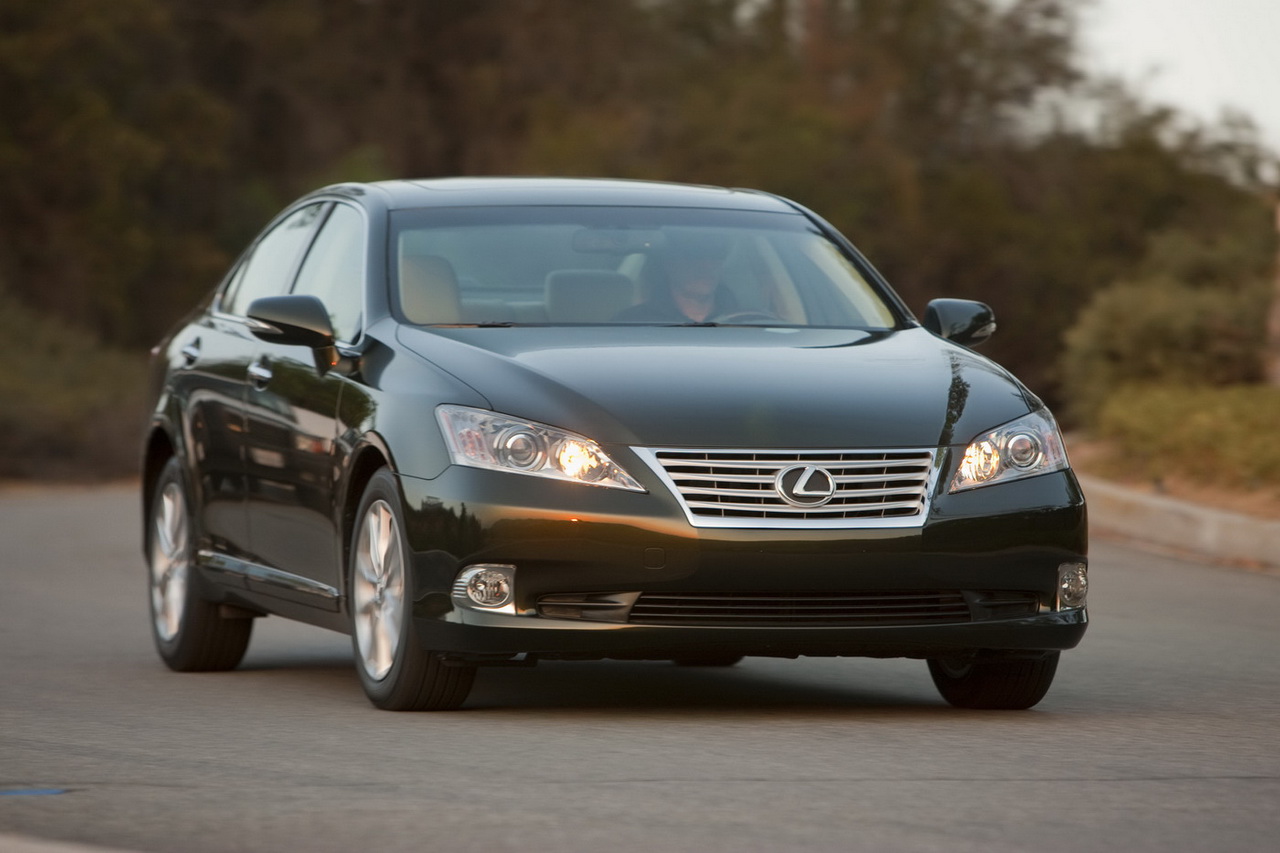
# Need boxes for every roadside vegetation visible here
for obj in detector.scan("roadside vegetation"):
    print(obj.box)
[0,283,146,480]
[1059,204,1280,505]
[1093,385,1280,490]
[1,0,1276,484]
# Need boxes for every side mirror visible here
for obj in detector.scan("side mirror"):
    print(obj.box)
[247,295,336,348]
[923,298,996,348]
[247,295,339,374]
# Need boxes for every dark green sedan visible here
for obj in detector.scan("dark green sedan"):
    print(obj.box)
[142,177,1087,711]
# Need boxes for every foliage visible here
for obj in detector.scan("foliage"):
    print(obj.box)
[1095,383,1280,490]
[0,0,1277,479]
[1059,222,1275,424]
[0,0,233,344]
[0,282,147,479]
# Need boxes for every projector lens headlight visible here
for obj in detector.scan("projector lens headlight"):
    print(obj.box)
[951,409,1069,493]
[497,427,547,471]
[437,405,644,492]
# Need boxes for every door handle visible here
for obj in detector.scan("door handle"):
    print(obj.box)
[247,359,273,389]
[180,338,201,366]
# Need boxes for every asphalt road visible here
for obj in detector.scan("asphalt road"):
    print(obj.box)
[2,483,1278,853]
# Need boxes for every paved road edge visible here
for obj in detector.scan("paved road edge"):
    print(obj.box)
[0,835,140,853]
[1079,474,1280,572]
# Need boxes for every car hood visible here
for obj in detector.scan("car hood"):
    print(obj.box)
[396,325,1038,449]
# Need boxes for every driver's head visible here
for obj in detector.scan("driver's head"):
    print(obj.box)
[662,232,730,299]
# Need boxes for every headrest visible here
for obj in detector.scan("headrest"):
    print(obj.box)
[400,255,461,324]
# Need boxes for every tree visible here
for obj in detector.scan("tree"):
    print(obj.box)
[1,0,1275,404]
[0,0,232,344]
[1266,200,1280,385]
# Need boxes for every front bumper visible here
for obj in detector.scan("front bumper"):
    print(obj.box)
[396,464,1088,661]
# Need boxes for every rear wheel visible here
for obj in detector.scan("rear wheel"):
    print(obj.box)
[147,457,252,671]
[927,652,1060,710]
[349,469,475,711]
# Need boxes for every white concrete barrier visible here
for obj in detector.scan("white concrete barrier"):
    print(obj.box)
[1079,474,1280,570]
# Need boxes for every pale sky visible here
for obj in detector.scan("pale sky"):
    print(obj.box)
[1082,0,1280,152]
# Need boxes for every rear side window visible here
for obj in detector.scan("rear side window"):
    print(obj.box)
[220,203,326,317]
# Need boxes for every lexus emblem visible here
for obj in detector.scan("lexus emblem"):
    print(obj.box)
[776,465,837,507]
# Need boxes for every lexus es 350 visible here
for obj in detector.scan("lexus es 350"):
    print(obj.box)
[142,177,1087,711]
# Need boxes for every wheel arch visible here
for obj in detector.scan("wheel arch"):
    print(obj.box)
[142,425,178,552]
[338,441,394,603]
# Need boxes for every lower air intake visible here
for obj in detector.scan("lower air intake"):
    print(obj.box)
[627,590,1038,627]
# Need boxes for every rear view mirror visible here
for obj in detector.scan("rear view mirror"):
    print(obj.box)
[572,227,666,254]
[923,298,996,348]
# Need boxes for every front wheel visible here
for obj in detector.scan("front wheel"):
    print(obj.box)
[348,469,475,711]
[927,652,1060,710]
[147,457,252,671]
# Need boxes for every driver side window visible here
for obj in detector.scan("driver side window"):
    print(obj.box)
[292,203,365,342]
[219,203,326,317]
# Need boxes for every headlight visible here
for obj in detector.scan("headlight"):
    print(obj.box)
[437,405,645,492]
[949,409,1069,493]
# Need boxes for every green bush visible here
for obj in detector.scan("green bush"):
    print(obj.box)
[1059,274,1268,424]
[1096,383,1280,489]
[0,284,147,480]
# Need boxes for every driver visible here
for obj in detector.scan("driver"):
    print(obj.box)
[614,232,736,323]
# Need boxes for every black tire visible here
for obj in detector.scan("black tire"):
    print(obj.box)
[147,457,252,672]
[348,469,476,711]
[927,651,1060,710]
[673,654,745,667]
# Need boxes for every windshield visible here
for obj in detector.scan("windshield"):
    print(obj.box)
[389,206,899,329]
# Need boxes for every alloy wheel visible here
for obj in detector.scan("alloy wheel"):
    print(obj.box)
[352,499,405,681]
[150,481,189,642]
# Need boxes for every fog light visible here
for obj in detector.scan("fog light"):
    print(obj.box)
[452,564,516,612]
[1057,562,1088,610]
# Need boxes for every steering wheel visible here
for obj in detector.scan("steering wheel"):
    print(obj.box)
[710,310,780,324]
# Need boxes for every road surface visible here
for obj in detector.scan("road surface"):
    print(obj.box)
[2,483,1277,852]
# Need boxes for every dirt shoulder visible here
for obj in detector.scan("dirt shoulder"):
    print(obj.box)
[1068,437,1280,522]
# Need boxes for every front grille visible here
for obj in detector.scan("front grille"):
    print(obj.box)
[627,590,1039,627]
[636,447,936,528]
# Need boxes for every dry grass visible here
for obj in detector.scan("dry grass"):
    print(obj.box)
[1069,434,1280,521]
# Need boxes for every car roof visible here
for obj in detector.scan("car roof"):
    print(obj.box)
[313,177,801,213]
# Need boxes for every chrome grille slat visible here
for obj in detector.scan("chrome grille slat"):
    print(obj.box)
[659,453,927,464]
[677,487,927,501]
[682,498,924,514]
[635,446,937,529]
[669,473,778,484]
[670,472,928,488]
[832,472,930,484]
